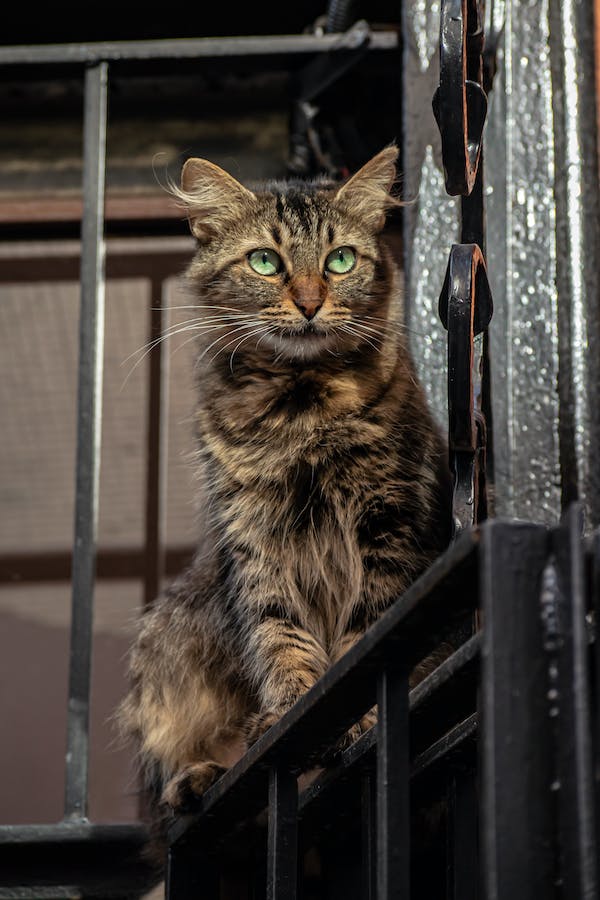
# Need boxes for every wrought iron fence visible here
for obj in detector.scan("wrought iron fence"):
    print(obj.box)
[0,3,599,899]
[165,509,599,899]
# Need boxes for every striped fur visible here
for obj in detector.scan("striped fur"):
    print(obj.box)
[118,146,452,822]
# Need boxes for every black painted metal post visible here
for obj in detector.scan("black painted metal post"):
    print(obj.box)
[446,770,479,900]
[267,766,298,900]
[593,528,600,871]
[552,505,597,898]
[433,0,493,533]
[480,520,554,899]
[361,771,377,900]
[167,843,219,900]
[440,243,493,533]
[376,667,409,900]
[64,60,108,821]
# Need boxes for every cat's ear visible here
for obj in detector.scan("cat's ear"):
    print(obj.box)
[178,158,254,241]
[334,146,399,231]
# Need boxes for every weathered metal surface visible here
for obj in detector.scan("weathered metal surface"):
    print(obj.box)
[432,0,487,196]
[428,0,493,531]
[480,520,555,897]
[439,243,493,531]
[483,0,562,525]
[549,0,600,528]
[404,0,600,527]
[402,2,461,431]
[64,61,108,822]
[0,31,399,66]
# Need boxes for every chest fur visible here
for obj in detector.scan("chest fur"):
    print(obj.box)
[198,368,410,634]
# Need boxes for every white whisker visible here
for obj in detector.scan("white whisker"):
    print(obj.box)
[120,314,259,390]
[349,320,386,339]
[158,304,249,313]
[213,323,269,365]
[339,323,381,354]
[120,323,206,390]
[123,315,253,365]
[227,325,274,373]
[194,322,265,372]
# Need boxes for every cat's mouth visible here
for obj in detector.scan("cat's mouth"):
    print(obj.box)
[281,321,337,345]
[261,320,355,361]
[295,323,324,337]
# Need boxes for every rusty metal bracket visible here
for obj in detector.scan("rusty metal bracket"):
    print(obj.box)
[432,0,488,196]
[439,243,493,532]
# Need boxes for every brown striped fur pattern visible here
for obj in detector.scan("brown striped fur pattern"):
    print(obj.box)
[118,146,452,818]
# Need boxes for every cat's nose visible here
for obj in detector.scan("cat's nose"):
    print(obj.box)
[293,296,323,320]
[290,276,326,320]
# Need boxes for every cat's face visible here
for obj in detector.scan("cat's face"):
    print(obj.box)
[177,147,399,364]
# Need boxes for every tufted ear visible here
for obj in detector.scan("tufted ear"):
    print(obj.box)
[179,158,255,241]
[334,145,399,231]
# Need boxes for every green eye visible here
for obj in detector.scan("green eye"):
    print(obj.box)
[325,246,356,274]
[248,249,282,276]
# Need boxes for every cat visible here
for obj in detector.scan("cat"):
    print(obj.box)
[118,144,452,821]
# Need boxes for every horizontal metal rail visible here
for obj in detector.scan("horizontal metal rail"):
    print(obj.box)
[0,822,155,900]
[0,822,148,846]
[0,29,398,67]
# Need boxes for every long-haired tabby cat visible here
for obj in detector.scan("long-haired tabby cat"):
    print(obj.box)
[118,145,452,821]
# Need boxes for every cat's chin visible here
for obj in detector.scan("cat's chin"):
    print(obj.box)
[263,329,350,362]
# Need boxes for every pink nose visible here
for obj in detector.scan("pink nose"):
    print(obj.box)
[290,276,326,320]
[293,296,323,320]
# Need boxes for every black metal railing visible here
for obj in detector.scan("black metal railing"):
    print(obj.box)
[165,530,478,899]
[164,510,598,899]
[434,0,492,533]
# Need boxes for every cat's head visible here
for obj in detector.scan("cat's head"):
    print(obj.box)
[175,146,401,365]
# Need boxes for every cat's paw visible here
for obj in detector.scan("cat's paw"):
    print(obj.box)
[162,761,227,812]
[245,709,281,747]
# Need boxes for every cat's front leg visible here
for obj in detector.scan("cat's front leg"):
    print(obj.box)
[327,628,377,755]
[241,606,329,745]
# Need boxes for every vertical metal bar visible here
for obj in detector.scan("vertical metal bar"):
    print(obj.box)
[376,666,409,900]
[144,278,170,608]
[441,243,492,533]
[593,528,600,873]
[361,772,377,900]
[461,152,494,510]
[549,0,600,527]
[552,504,597,898]
[267,766,298,900]
[446,770,479,900]
[483,0,563,525]
[64,60,108,821]
[480,519,554,899]
[167,844,218,900]
[461,160,485,250]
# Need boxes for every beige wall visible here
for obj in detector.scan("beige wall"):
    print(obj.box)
[0,242,201,823]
